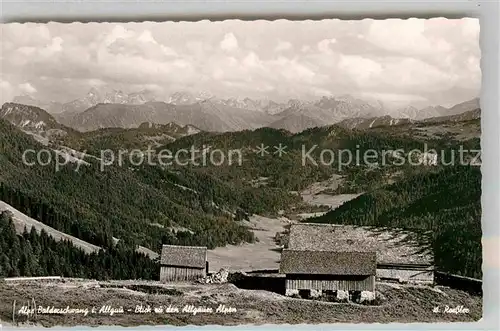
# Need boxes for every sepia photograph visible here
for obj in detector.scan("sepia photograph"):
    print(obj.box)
[0,16,484,327]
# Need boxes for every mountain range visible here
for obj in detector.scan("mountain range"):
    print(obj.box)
[8,88,479,133]
[14,88,157,114]
[58,101,276,132]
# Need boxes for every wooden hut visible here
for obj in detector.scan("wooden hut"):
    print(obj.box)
[287,223,434,284]
[159,245,208,282]
[280,249,377,296]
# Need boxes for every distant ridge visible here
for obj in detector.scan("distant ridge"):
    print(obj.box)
[337,115,413,130]
[59,101,275,132]
[6,95,480,134]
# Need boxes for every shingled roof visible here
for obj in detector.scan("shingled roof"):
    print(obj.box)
[160,245,207,269]
[280,250,376,275]
[288,223,433,265]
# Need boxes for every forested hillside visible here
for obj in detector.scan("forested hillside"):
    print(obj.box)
[60,122,199,155]
[163,121,480,195]
[0,118,260,251]
[0,210,158,279]
[310,165,482,279]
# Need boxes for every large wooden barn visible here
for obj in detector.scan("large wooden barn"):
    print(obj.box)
[159,245,208,282]
[280,249,377,296]
[286,223,434,284]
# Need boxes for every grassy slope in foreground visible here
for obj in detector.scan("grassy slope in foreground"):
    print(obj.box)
[0,280,482,326]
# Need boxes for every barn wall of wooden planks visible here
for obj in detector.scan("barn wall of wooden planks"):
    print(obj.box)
[377,268,434,283]
[160,266,206,282]
[285,275,375,291]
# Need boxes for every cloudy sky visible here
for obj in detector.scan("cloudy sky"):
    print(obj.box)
[0,18,480,108]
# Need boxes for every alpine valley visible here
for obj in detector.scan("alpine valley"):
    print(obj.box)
[0,91,481,282]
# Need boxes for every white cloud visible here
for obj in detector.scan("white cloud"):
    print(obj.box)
[275,41,292,52]
[317,38,337,53]
[383,57,455,91]
[14,36,64,60]
[220,32,239,52]
[365,18,464,64]
[103,25,135,46]
[360,91,428,108]
[338,55,383,87]
[461,18,480,42]
[17,47,36,56]
[137,30,157,44]
[367,19,428,55]
[0,19,480,106]
[2,24,51,48]
[40,37,64,57]
[87,78,107,87]
[0,80,12,89]
[0,79,15,104]
[243,52,262,68]
[19,82,37,94]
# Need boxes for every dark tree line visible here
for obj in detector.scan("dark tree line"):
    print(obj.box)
[0,182,255,251]
[0,182,114,248]
[0,211,159,280]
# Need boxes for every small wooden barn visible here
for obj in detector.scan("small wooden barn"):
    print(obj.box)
[159,245,208,282]
[287,223,434,284]
[280,249,377,296]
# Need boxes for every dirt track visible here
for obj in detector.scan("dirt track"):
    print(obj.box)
[0,279,482,327]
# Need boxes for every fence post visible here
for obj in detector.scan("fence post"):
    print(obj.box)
[32,298,37,321]
[12,300,16,325]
